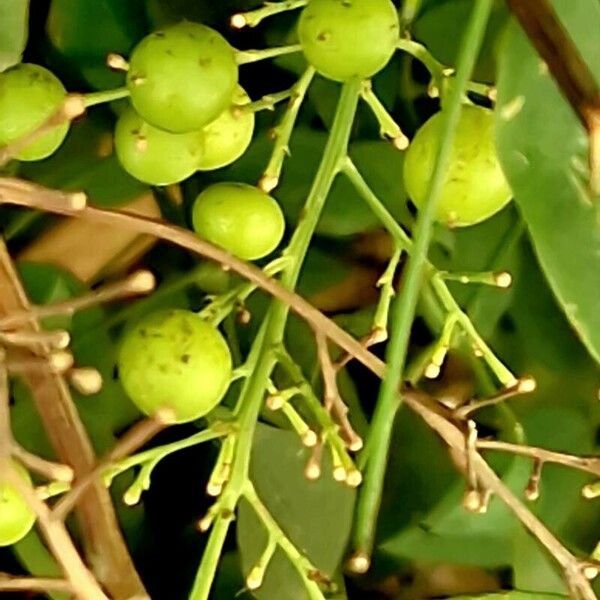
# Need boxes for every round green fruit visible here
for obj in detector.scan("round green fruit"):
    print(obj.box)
[114,106,204,185]
[126,21,238,133]
[192,183,285,260]
[0,63,69,160]
[197,86,255,171]
[403,105,513,227]
[0,462,36,547]
[298,0,399,82]
[118,310,232,423]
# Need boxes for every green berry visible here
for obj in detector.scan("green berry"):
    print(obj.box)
[0,63,69,160]
[126,21,238,133]
[192,183,285,261]
[298,0,399,82]
[0,462,36,547]
[118,310,232,423]
[403,105,513,227]
[114,106,204,185]
[197,86,255,171]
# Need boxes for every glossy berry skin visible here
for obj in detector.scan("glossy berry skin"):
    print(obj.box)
[0,462,36,547]
[403,105,513,227]
[114,106,204,185]
[118,310,232,423]
[298,0,399,82]
[192,183,285,260]
[197,86,255,171]
[0,63,69,160]
[126,22,238,133]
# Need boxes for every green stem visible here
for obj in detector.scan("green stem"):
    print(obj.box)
[236,44,302,65]
[400,0,424,31]
[188,79,361,600]
[232,0,308,28]
[351,0,495,563]
[82,87,130,108]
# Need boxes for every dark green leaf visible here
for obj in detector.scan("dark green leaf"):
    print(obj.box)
[46,0,147,89]
[237,424,355,600]
[496,0,600,364]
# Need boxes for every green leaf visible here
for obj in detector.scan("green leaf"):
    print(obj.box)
[495,0,600,365]
[0,0,29,72]
[237,424,356,600]
[46,0,147,89]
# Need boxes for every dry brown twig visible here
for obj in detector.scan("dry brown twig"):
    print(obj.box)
[315,332,363,451]
[0,574,73,594]
[1,179,599,598]
[0,231,149,598]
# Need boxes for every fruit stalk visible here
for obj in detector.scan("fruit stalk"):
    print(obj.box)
[351,0,495,565]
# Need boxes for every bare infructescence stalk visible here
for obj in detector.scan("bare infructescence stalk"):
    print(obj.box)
[0,1,599,600]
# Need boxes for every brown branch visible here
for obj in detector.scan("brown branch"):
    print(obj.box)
[0,574,73,593]
[0,179,380,375]
[0,237,148,599]
[2,178,597,595]
[402,387,597,600]
[505,0,600,194]
[477,439,600,478]
[2,465,109,600]
[315,332,363,451]
[0,270,155,330]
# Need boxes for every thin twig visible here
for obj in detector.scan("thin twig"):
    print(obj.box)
[11,444,74,482]
[477,439,600,478]
[402,387,597,600]
[315,332,362,451]
[0,237,148,599]
[0,574,73,593]
[505,0,600,194]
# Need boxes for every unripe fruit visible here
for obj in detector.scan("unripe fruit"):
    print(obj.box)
[118,310,232,423]
[126,21,238,133]
[0,462,36,547]
[298,0,399,82]
[403,105,513,227]
[0,63,69,160]
[197,86,255,171]
[192,183,285,261]
[114,106,204,185]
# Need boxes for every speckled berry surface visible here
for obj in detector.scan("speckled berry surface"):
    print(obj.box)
[0,462,36,547]
[118,310,232,423]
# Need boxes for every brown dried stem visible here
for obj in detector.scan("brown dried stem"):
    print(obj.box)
[0,236,148,599]
[1,177,597,596]
[315,332,362,451]
[402,387,597,600]
[0,574,72,594]
[11,443,74,482]
[506,0,600,194]
[477,439,600,478]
